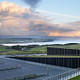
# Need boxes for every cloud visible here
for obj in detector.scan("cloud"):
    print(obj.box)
[23,0,42,11]
[38,10,80,23]
[0,1,80,37]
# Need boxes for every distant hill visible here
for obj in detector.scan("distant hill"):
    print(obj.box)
[0,36,54,44]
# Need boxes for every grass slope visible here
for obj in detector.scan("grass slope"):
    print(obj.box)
[16,55,80,58]
[69,75,80,80]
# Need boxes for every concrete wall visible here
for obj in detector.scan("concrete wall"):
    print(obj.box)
[11,57,80,68]
[47,48,80,56]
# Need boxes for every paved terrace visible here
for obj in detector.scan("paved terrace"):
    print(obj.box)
[0,57,73,80]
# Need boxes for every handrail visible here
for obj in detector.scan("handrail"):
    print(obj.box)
[44,68,80,80]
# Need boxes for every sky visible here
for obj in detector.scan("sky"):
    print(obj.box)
[3,0,80,23]
[0,0,80,37]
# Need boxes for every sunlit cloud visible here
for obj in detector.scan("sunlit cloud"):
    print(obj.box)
[0,1,80,37]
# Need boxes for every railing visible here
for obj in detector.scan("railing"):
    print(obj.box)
[44,68,80,80]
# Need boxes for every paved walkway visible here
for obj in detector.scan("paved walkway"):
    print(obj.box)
[0,57,73,80]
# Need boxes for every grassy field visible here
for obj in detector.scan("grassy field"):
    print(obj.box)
[0,43,80,55]
[69,75,80,80]
[0,45,47,55]
[50,44,80,49]
[16,55,80,58]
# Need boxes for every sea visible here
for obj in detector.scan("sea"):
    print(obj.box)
[0,38,80,46]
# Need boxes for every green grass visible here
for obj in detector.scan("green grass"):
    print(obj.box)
[69,75,80,80]
[18,55,80,58]
[28,46,47,53]
[50,44,80,49]
[0,45,47,55]
[2,47,47,55]
[0,46,9,52]
[0,44,80,55]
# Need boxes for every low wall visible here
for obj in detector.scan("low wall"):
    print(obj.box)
[10,57,80,68]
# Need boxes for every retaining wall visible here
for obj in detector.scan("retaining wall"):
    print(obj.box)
[11,57,80,68]
[47,47,80,56]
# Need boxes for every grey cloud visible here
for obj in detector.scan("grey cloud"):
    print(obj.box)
[29,23,75,33]
[23,0,42,11]
[47,25,75,33]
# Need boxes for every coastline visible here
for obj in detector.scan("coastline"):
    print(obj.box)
[1,40,80,46]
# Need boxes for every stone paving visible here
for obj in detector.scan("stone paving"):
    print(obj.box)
[0,57,73,80]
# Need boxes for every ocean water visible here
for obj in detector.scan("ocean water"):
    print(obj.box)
[1,40,80,46]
